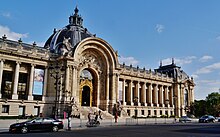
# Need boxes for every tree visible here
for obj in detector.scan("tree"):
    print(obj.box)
[205,92,220,116]
[193,100,206,117]
[193,92,220,117]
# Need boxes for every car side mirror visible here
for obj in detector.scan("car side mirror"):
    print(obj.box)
[32,121,36,123]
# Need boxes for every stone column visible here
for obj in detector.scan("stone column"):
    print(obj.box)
[42,66,48,101]
[168,86,173,106]
[128,80,132,105]
[28,64,35,100]
[141,82,146,106]
[97,74,100,107]
[147,83,153,106]
[135,81,140,106]
[116,73,119,102]
[164,86,169,107]
[153,84,158,106]
[71,67,76,97]
[122,79,126,105]
[106,73,109,102]
[0,59,4,98]
[158,85,163,106]
[12,61,20,99]
[65,65,70,92]
[190,86,194,103]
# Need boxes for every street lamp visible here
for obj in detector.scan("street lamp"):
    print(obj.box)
[165,99,169,123]
[48,61,65,118]
[173,96,177,117]
[133,97,138,118]
[64,91,76,131]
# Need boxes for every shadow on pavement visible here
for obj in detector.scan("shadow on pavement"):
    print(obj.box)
[173,124,220,134]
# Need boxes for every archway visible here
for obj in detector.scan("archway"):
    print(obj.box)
[81,86,90,106]
[79,69,95,107]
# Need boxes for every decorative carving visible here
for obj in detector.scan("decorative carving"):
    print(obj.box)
[63,37,72,50]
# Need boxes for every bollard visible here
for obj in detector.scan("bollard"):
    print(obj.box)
[79,119,82,127]
[67,117,71,131]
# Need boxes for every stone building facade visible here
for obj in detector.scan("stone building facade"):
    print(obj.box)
[0,7,195,118]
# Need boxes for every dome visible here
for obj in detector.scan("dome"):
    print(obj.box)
[44,7,94,55]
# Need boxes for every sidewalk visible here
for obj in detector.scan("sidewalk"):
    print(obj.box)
[0,118,198,133]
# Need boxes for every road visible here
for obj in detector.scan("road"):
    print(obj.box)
[1,123,220,137]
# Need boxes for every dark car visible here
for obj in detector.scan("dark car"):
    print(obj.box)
[9,117,63,133]
[199,115,215,123]
[179,116,192,123]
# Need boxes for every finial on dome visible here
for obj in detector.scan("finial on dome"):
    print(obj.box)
[74,6,79,15]
[69,6,83,26]
[160,60,162,67]
[172,58,174,64]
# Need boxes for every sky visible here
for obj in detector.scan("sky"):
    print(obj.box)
[1,0,220,100]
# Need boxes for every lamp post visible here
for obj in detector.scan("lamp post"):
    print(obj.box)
[64,90,77,131]
[173,96,177,117]
[48,61,65,118]
[165,99,169,123]
[134,97,138,118]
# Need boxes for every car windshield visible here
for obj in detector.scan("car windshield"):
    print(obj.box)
[201,116,209,118]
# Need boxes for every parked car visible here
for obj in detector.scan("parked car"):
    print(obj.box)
[179,116,192,123]
[217,117,220,122]
[198,115,215,123]
[9,117,63,133]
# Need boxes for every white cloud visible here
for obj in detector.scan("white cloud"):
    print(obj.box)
[199,55,213,62]
[155,24,164,34]
[161,56,196,66]
[1,12,11,18]
[29,41,44,47]
[119,56,139,66]
[0,25,28,41]
[36,42,45,47]
[216,35,220,40]
[191,74,199,79]
[196,62,220,74]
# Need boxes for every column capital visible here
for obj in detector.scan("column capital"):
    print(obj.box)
[16,61,21,64]
[0,58,5,62]
[31,63,36,67]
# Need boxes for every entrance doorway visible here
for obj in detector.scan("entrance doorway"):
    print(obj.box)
[81,86,90,106]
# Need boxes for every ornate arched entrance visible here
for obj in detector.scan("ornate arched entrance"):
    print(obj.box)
[79,70,94,107]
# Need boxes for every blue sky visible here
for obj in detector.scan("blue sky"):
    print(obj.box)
[1,0,220,100]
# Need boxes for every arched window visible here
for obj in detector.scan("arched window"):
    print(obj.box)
[80,69,93,80]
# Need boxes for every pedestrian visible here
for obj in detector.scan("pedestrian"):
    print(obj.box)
[99,110,102,120]
[114,112,118,123]
[113,104,118,123]
[88,112,91,122]
[95,112,98,122]
[174,116,177,123]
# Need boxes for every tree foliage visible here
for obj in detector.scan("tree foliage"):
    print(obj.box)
[192,92,220,117]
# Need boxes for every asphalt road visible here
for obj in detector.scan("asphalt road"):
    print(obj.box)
[1,123,220,137]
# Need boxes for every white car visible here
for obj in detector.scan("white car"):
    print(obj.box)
[179,116,192,123]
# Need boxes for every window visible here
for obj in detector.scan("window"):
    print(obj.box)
[34,106,40,116]
[141,110,144,115]
[148,110,151,116]
[1,71,13,99]
[19,106,25,116]
[154,110,157,116]
[127,109,130,116]
[2,105,9,113]
[18,73,28,100]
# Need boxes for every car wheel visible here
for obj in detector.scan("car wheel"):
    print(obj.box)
[52,126,59,132]
[21,127,28,134]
